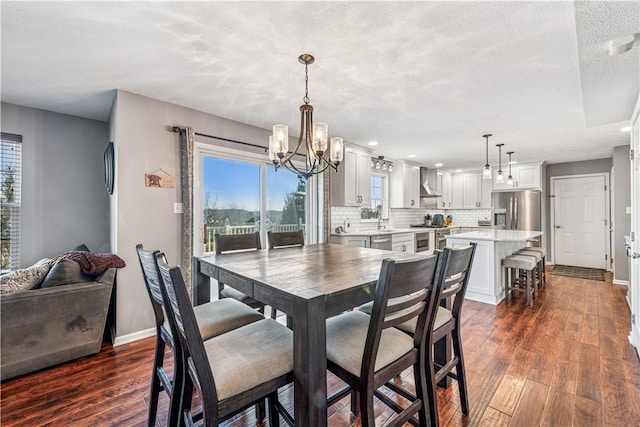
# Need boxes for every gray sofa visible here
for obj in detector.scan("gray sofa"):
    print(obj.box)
[1,268,115,381]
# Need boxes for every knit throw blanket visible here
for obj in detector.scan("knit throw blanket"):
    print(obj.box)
[64,251,126,276]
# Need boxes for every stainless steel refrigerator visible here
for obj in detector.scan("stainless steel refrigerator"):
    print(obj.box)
[492,190,542,232]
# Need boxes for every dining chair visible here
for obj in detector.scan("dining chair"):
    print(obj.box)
[267,230,305,249]
[325,253,442,427]
[135,244,264,427]
[214,232,275,318]
[358,244,476,427]
[155,253,295,427]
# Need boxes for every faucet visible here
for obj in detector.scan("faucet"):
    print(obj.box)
[376,206,384,230]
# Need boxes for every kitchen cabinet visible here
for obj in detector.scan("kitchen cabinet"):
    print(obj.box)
[392,233,415,253]
[451,172,488,209]
[329,235,369,248]
[330,144,372,206]
[493,163,543,191]
[390,160,420,209]
[436,171,452,209]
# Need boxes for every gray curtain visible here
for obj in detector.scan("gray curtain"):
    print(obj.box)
[180,126,195,300]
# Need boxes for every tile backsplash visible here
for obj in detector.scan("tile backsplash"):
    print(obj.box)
[331,206,491,232]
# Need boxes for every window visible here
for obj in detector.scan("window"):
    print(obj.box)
[370,173,388,219]
[1,132,22,271]
[196,146,309,254]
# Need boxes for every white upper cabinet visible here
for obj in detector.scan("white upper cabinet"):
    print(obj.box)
[330,144,372,206]
[390,160,420,209]
[451,172,485,209]
[493,163,543,191]
[437,171,452,209]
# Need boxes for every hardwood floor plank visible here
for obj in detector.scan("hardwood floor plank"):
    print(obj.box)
[601,356,633,426]
[574,395,603,427]
[540,390,574,426]
[477,406,511,427]
[576,343,602,402]
[509,380,549,426]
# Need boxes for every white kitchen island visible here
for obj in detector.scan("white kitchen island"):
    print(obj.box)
[446,230,544,305]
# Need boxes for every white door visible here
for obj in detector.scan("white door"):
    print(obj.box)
[554,175,607,268]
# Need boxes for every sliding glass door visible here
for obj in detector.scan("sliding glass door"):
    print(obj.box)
[194,143,311,255]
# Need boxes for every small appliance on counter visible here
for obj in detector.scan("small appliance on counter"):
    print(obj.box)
[431,214,444,228]
[343,218,352,233]
[424,213,432,226]
[445,215,453,226]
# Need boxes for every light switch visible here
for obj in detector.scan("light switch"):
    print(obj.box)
[626,206,632,214]
[174,203,183,214]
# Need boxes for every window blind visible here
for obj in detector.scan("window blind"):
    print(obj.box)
[1,132,22,271]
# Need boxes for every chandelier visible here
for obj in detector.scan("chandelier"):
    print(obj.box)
[268,54,344,179]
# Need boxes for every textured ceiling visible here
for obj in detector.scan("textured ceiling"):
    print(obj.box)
[1,1,637,171]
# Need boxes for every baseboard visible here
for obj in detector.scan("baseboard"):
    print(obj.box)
[113,327,156,347]
[613,279,630,286]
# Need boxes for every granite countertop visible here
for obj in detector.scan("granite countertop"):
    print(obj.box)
[446,229,543,242]
[330,225,489,237]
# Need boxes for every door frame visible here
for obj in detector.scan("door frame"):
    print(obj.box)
[550,172,610,270]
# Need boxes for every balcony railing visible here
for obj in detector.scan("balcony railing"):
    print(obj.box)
[203,223,305,253]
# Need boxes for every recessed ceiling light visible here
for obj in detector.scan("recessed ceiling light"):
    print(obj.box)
[455,169,462,173]
[621,126,631,132]
[408,154,416,158]
[368,141,378,146]
[435,163,443,167]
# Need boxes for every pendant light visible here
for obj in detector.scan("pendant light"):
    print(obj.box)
[482,134,492,179]
[507,151,514,185]
[495,143,504,182]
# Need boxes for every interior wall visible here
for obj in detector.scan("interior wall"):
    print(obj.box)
[613,145,631,281]
[545,158,612,263]
[110,90,272,341]
[0,103,110,267]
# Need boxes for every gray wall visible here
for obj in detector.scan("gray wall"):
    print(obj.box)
[613,145,631,281]
[109,90,271,340]
[1,103,110,267]
[545,158,612,263]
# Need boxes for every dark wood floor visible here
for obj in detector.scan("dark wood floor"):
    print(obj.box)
[2,268,639,426]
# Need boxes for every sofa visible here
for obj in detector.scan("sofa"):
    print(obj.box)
[1,251,121,381]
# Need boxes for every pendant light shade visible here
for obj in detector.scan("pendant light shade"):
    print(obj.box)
[482,134,492,179]
[507,151,514,185]
[495,143,504,183]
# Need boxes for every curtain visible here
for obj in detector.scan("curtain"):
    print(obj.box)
[180,127,195,300]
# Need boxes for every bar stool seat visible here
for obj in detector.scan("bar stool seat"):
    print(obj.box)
[503,255,537,306]
[520,247,546,289]
[517,249,544,291]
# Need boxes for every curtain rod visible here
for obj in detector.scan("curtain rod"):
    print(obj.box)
[171,126,268,152]
[171,126,305,159]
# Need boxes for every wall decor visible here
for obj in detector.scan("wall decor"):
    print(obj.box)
[145,168,174,188]
[103,141,114,195]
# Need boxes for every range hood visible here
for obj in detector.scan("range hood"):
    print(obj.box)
[420,167,441,198]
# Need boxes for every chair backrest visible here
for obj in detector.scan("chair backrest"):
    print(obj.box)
[363,253,441,378]
[155,253,220,421]
[437,243,477,319]
[215,232,261,254]
[136,244,165,328]
[267,230,304,249]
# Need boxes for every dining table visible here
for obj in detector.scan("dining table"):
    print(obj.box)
[192,243,444,427]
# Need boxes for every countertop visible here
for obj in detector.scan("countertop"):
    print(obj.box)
[330,225,488,238]
[446,230,543,242]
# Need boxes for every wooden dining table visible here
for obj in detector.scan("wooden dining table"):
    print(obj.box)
[192,243,437,427]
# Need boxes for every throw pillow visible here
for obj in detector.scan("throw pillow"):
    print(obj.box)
[73,244,90,252]
[40,259,93,288]
[0,259,52,296]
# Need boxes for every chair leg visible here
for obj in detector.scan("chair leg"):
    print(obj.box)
[168,348,184,427]
[525,270,532,306]
[148,339,165,427]
[452,328,469,415]
[425,336,439,427]
[255,400,266,423]
[350,390,360,416]
[268,392,280,426]
[412,357,429,427]
[360,391,376,427]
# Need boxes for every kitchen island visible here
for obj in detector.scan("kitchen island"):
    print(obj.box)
[446,230,544,304]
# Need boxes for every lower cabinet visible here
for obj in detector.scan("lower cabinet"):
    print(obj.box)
[329,235,369,248]
[392,233,415,253]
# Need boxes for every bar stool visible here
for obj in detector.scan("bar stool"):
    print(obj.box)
[517,249,544,292]
[520,247,546,290]
[503,255,537,306]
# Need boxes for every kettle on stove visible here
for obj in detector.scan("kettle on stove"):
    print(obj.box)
[431,214,444,227]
